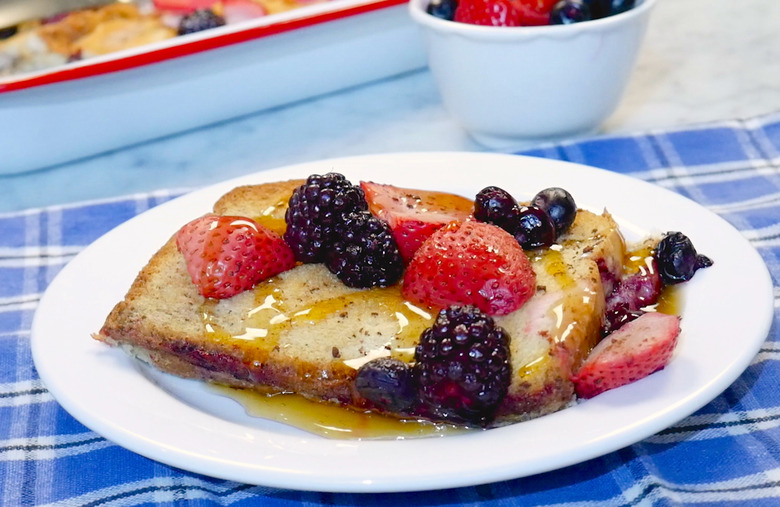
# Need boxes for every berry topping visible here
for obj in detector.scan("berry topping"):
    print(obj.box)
[355,358,417,413]
[0,26,18,41]
[176,214,295,299]
[512,0,560,25]
[413,306,512,426]
[654,232,713,285]
[587,0,635,19]
[550,0,592,24]
[153,0,215,13]
[284,173,368,264]
[474,186,521,232]
[221,0,267,24]
[603,262,662,335]
[454,0,523,26]
[402,220,536,316]
[573,312,680,398]
[325,211,404,288]
[426,0,458,20]
[531,187,577,236]
[361,181,473,263]
[177,9,226,35]
[437,0,633,25]
[603,303,646,337]
[514,205,557,249]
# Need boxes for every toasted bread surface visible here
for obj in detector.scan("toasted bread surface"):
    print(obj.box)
[96,179,625,426]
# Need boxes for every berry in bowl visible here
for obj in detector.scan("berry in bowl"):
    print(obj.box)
[408,0,657,148]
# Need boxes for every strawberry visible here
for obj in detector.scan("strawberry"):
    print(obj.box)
[221,0,267,23]
[513,0,560,26]
[454,0,523,26]
[572,312,681,399]
[152,0,216,13]
[176,214,295,299]
[402,220,536,316]
[360,181,473,263]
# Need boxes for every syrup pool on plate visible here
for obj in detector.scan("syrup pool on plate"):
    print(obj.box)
[210,385,466,440]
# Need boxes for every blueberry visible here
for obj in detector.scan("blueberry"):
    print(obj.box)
[514,206,557,249]
[474,186,520,232]
[356,358,417,413]
[550,1,592,24]
[585,0,635,19]
[426,0,458,20]
[654,232,713,285]
[531,187,577,236]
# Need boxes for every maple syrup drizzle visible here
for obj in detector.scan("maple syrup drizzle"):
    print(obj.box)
[210,385,465,440]
[624,246,682,315]
[253,197,290,236]
[199,278,445,439]
[198,242,681,439]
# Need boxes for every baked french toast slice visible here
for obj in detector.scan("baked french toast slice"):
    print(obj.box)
[95,179,625,427]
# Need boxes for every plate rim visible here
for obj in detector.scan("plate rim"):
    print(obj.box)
[31,151,775,493]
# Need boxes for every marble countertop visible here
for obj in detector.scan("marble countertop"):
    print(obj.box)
[4,0,780,212]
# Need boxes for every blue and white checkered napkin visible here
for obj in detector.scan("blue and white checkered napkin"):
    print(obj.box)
[2,113,779,506]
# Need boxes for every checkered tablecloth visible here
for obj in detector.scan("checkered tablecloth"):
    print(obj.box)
[2,113,779,506]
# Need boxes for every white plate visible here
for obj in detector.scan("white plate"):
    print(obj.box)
[31,152,774,493]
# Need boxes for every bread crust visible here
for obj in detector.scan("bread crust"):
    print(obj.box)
[95,179,625,426]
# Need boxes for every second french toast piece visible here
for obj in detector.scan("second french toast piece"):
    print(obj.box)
[95,179,625,427]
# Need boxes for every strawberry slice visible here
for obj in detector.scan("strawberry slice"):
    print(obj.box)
[222,0,267,23]
[453,0,557,26]
[152,0,217,13]
[513,0,559,26]
[572,312,681,399]
[454,0,523,26]
[360,181,473,263]
[176,214,295,299]
[402,220,536,316]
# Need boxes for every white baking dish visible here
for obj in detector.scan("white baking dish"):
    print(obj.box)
[0,0,425,174]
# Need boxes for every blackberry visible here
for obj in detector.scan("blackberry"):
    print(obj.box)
[178,9,226,35]
[284,173,368,263]
[325,211,404,288]
[356,358,416,413]
[413,306,511,426]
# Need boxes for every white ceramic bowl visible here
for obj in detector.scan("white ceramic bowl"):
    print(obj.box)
[409,0,658,148]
